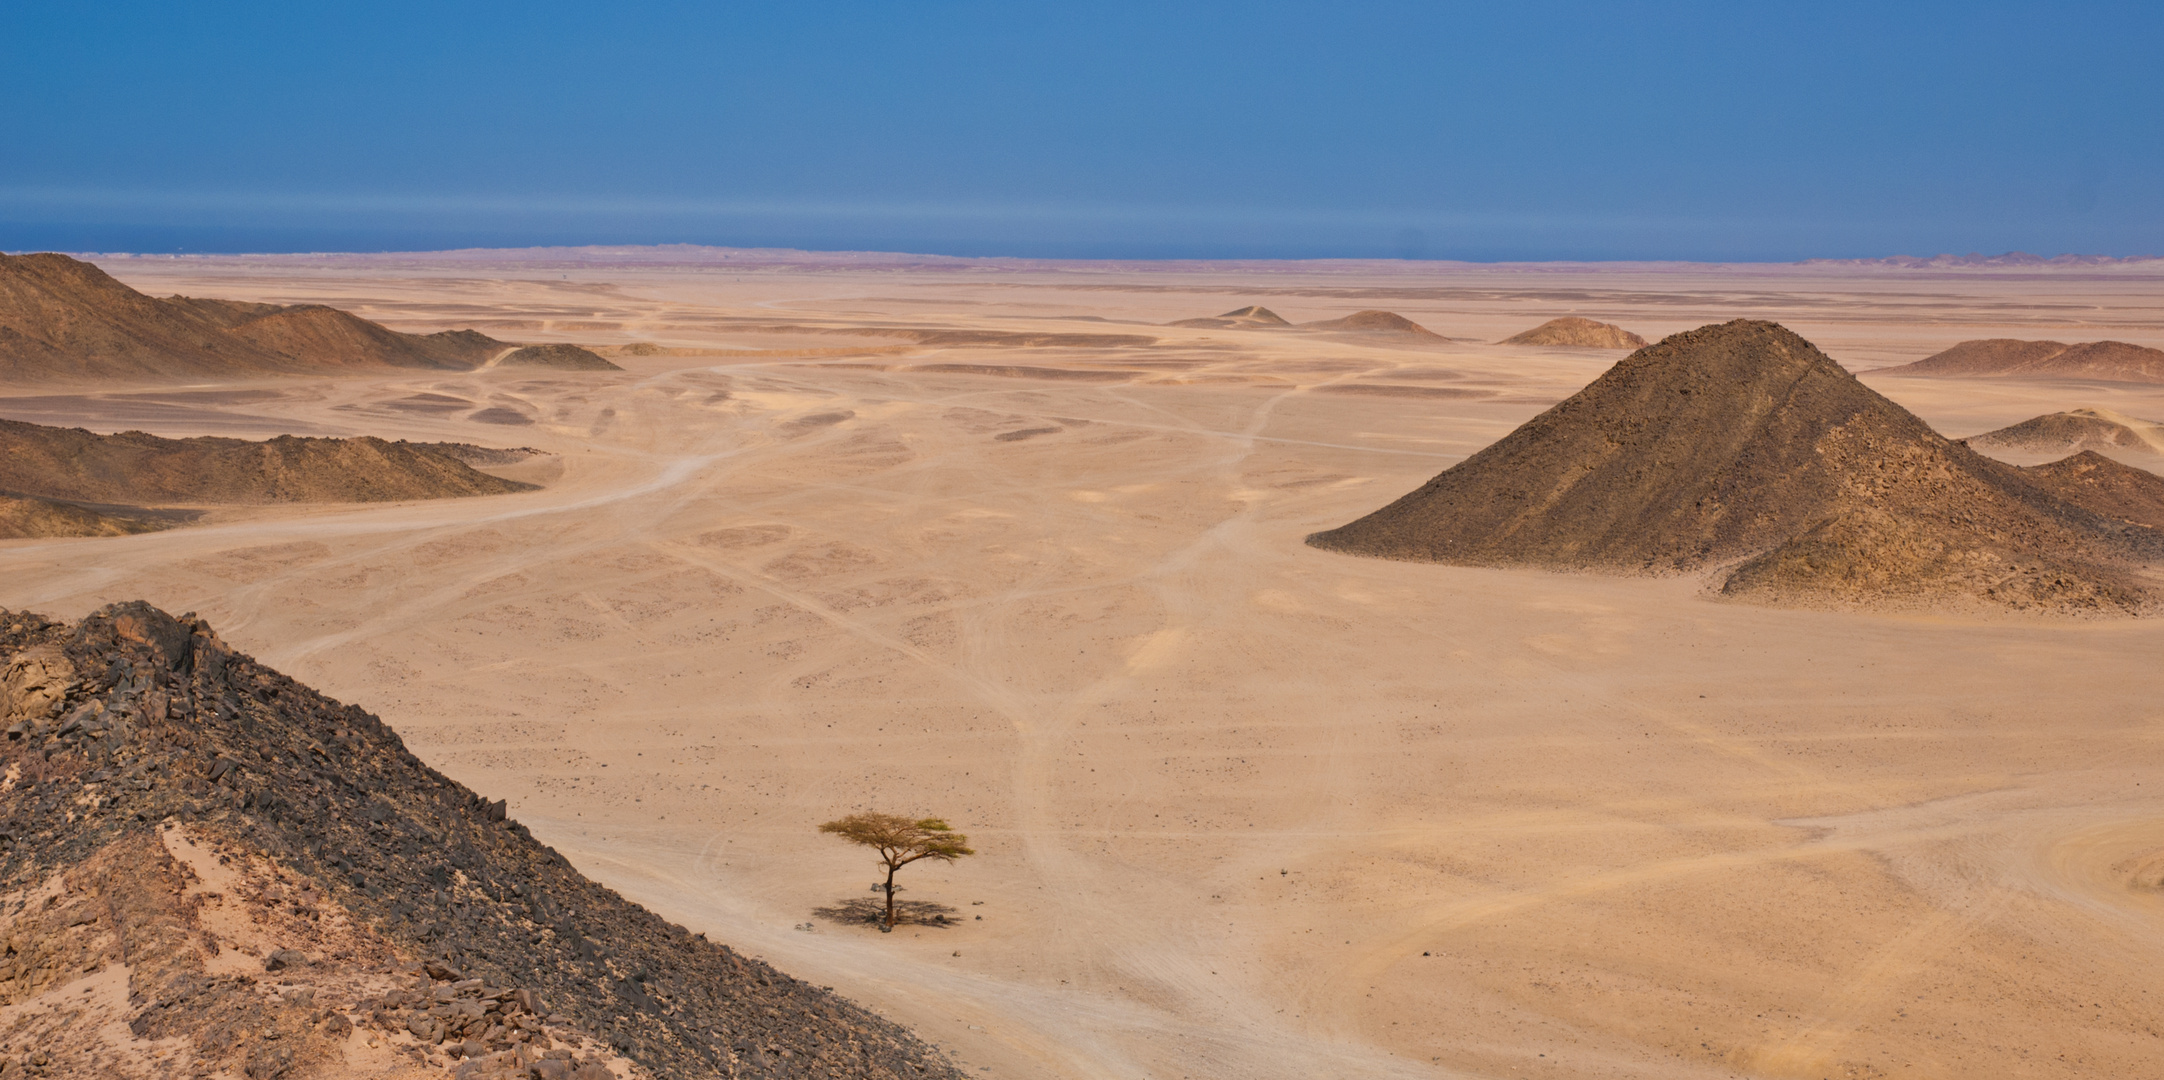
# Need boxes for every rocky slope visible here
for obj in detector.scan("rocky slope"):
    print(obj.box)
[1309,320,2164,613]
[1880,338,2164,382]
[0,253,507,382]
[1499,317,1647,348]
[0,602,968,1080]
[0,418,536,506]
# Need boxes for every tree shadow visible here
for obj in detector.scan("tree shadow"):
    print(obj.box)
[811,896,961,930]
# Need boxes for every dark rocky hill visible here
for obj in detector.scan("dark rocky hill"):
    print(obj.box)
[0,253,507,382]
[0,418,536,506]
[1309,320,2164,613]
[0,602,968,1080]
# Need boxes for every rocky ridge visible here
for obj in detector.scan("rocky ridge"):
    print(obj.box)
[0,253,517,382]
[0,602,968,1079]
[0,418,536,507]
[1880,339,2164,383]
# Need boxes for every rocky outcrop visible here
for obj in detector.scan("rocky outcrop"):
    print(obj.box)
[0,602,967,1079]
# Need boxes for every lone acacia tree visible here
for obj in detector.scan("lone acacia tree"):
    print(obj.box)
[818,812,975,931]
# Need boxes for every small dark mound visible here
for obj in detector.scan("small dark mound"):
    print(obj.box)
[1168,305,1293,329]
[496,344,623,371]
[1309,319,2164,613]
[1500,317,1648,348]
[0,494,169,539]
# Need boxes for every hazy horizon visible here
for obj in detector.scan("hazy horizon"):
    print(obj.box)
[7,2,2160,261]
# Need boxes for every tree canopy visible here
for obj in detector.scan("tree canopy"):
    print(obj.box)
[818,812,974,931]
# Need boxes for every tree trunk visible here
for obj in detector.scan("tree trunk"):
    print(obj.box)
[882,862,897,931]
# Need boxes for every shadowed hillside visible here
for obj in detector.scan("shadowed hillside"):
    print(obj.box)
[1309,320,2164,613]
[0,602,969,1080]
[0,253,508,382]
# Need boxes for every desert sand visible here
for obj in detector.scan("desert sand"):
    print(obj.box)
[5,250,2164,1080]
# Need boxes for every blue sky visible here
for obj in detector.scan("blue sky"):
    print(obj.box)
[2,1,2157,260]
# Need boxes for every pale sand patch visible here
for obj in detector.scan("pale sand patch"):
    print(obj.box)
[4,254,2164,1080]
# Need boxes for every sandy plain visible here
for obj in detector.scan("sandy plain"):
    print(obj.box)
[5,251,2164,1080]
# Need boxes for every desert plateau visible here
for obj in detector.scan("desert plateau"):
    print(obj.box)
[6,247,2164,1080]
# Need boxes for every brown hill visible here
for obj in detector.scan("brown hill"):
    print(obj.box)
[1500,317,1648,348]
[1168,305,1293,329]
[0,601,968,1080]
[0,494,170,540]
[2020,451,2164,529]
[0,418,536,505]
[1308,320,2164,614]
[495,344,623,371]
[1968,407,2164,457]
[1302,310,1445,337]
[1881,338,2164,382]
[0,253,509,382]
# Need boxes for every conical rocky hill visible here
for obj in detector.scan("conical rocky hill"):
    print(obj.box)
[0,253,507,382]
[1499,317,1647,348]
[1308,320,2164,613]
[0,602,967,1080]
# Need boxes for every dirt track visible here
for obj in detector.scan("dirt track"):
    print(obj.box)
[4,252,2163,1080]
